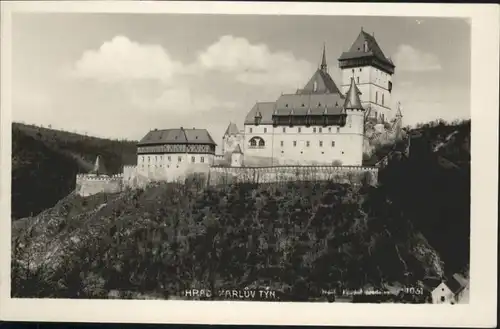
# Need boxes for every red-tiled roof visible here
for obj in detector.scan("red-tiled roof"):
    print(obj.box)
[138,128,216,146]
[339,30,395,69]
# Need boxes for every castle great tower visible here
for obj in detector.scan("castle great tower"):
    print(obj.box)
[338,28,396,123]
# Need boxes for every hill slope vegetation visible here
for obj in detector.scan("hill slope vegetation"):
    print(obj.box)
[11,123,137,219]
[11,119,470,300]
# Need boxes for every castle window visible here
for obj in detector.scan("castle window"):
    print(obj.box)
[388,81,393,92]
[328,127,332,133]
[332,141,336,147]
[319,141,323,147]
[259,139,265,147]
[318,103,321,107]
[264,128,267,133]
[148,156,150,162]
[178,156,182,162]
[250,139,257,147]
[313,127,316,133]
[293,141,297,147]
[249,127,253,133]
[359,68,362,72]
[285,104,288,107]
[319,127,322,133]
[201,157,205,163]
[283,127,286,133]
[280,141,284,147]
[301,104,305,107]
[357,77,360,84]
[306,141,310,147]
[440,296,445,302]
[168,156,171,161]
[298,127,301,133]
[376,92,378,104]
[191,156,195,163]
[382,93,385,105]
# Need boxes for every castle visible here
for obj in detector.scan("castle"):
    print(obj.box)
[76,29,404,197]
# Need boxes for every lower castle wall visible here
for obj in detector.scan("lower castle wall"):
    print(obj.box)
[78,164,379,197]
[208,165,378,186]
[76,174,123,197]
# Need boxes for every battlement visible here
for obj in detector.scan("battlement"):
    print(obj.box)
[208,165,378,186]
[75,173,123,197]
[76,173,123,182]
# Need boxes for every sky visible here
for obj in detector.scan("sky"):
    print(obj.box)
[11,13,471,147]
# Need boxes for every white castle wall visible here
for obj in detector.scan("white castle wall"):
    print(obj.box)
[341,66,393,121]
[76,173,123,197]
[243,111,365,167]
[208,165,378,186]
[78,162,379,197]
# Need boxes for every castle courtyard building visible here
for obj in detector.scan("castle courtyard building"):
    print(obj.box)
[136,127,216,181]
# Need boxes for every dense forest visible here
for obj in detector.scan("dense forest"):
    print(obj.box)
[11,123,137,219]
[11,119,470,301]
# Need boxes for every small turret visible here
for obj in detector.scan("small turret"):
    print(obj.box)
[320,43,328,73]
[91,155,107,176]
[231,144,243,167]
[343,76,364,110]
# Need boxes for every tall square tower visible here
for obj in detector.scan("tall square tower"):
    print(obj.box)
[338,28,396,123]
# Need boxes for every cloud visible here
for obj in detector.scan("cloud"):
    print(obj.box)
[129,86,236,113]
[71,36,183,83]
[196,35,314,88]
[393,44,442,72]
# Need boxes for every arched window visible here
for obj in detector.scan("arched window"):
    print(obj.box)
[249,136,265,148]
[375,91,378,104]
[382,93,385,105]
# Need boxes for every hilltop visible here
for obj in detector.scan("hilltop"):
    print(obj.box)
[12,180,443,300]
[11,119,470,300]
[11,123,137,219]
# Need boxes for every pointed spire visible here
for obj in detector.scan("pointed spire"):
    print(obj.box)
[396,102,403,118]
[344,76,364,110]
[92,155,106,175]
[320,43,327,73]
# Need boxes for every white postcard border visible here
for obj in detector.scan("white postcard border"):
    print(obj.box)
[0,2,498,327]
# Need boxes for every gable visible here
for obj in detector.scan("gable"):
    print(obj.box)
[299,70,341,94]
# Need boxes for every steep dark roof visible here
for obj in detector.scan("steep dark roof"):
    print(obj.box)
[244,93,346,125]
[344,77,364,110]
[445,276,466,294]
[224,122,240,136]
[138,128,216,146]
[339,30,395,71]
[244,102,276,125]
[298,70,342,95]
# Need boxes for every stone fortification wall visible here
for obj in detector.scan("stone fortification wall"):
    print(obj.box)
[208,165,378,186]
[76,173,123,197]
